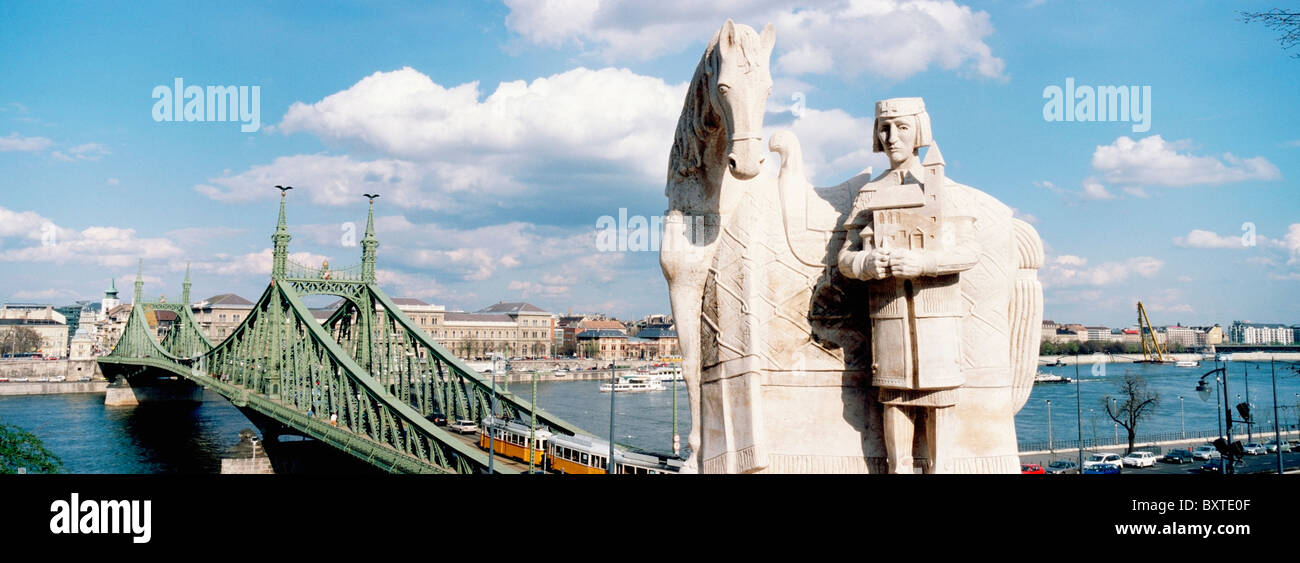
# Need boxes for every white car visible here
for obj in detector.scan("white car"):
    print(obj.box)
[1242,443,1268,455]
[449,419,479,434]
[1122,451,1158,468]
[1192,444,1220,460]
[1083,453,1123,469]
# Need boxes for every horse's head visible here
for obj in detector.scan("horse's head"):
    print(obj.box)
[708,20,775,181]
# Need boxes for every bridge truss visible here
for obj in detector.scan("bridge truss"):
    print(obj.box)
[99,191,585,473]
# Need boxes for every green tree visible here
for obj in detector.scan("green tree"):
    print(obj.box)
[0,326,43,356]
[0,423,64,474]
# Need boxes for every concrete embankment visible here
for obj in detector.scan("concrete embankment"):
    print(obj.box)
[0,359,103,380]
[0,381,108,396]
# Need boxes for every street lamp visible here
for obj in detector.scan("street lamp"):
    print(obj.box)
[1178,395,1185,440]
[1195,362,1231,474]
[488,352,501,474]
[1046,399,1053,455]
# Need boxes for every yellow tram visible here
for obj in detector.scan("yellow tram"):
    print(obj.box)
[477,416,552,466]
[475,416,683,474]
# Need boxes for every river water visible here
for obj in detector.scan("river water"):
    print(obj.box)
[1,361,1296,473]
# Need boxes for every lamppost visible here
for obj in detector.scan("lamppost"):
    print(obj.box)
[488,352,501,474]
[529,368,538,474]
[1178,395,1185,440]
[1046,399,1053,455]
[608,361,617,475]
[1075,355,1083,468]
[1269,357,1282,474]
[1089,408,1097,447]
[1195,362,1231,475]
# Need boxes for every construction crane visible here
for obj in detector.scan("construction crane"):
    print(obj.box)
[1136,301,1168,363]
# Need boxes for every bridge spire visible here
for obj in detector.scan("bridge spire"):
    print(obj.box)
[133,259,144,305]
[181,262,191,305]
[361,193,380,283]
[272,186,293,279]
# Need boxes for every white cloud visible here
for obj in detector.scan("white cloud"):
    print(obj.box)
[277,66,683,176]
[106,178,120,186]
[207,66,689,209]
[1081,180,1115,200]
[1122,186,1149,198]
[1172,229,1245,249]
[1282,223,1300,265]
[0,206,182,267]
[1091,135,1281,186]
[1011,208,1038,225]
[11,288,80,300]
[188,248,333,278]
[503,0,1006,80]
[508,280,571,298]
[51,143,110,162]
[194,153,484,210]
[1043,255,1163,287]
[765,107,886,184]
[0,132,53,152]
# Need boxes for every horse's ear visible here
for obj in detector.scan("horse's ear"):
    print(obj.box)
[722,19,736,47]
[760,23,775,53]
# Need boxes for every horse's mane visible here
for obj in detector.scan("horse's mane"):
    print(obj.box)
[667,25,766,184]
[668,35,719,183]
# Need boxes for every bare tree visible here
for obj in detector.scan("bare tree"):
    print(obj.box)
[1240,9,1300,57]
[1103,372,1161,454]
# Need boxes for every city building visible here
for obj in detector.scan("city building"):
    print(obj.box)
[0,303,68,357]
[576,329,629,361]
[1228,321,1295,345]
[1164,325,1202,349]
[192,294,255,341]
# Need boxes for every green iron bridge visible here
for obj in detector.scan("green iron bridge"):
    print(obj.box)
[97,191,587,474]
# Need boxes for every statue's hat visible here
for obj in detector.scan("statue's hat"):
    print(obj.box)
[875,97,926,118]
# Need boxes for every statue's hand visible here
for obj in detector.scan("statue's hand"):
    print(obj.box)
[863,248,892,279]
[888,250,923,279]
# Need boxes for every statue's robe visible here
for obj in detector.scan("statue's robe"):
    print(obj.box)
[695,171,1035,473]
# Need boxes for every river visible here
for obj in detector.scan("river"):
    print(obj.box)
[1,361,1296,473]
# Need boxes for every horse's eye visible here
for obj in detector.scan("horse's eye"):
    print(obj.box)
[718,84,731,95]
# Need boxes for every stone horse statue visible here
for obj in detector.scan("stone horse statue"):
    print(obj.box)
[660,19,774,473]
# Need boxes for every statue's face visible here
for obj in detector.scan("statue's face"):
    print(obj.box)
[877,115,918,168]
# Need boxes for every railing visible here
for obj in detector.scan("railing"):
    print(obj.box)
[1020,426,1300,453]
[284,258,364,282]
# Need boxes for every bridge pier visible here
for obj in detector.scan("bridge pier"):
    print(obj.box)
[104,374,204,406]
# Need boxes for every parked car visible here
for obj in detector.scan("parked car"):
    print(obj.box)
[1192,444,1221,460]
[1263,440,1291,453]
[1122,451,1158,468]
[1083,453,1123,470]
[1242,442,1267,455]
[1020,463,1045,474]
[449,419,478,434]
[1045,460,1078,474]
[1162,449,1194,464]
[1083,463,1122,474]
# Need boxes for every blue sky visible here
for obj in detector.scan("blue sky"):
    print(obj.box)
[1,0,1297,328]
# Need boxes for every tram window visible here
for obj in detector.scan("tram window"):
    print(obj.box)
[581,453,589,465]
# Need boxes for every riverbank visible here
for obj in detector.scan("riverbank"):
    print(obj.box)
[1038,352,1300,365]
[0,380,108,396]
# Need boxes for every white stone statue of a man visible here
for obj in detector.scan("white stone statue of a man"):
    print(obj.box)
[837,97,978,474]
